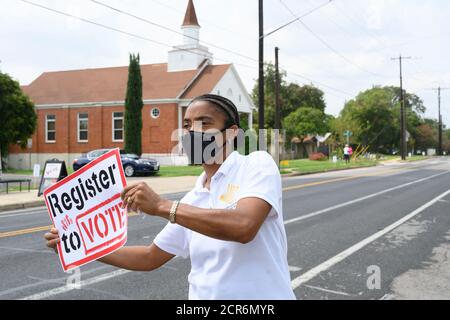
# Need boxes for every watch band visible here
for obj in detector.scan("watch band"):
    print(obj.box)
[169,200,180,224]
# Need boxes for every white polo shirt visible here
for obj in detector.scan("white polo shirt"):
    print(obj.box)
[153,151,296,300]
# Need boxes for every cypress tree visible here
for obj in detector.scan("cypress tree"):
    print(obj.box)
[124,53,143,156]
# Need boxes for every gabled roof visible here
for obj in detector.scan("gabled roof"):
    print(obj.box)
[182,0,200,27]
[181,64,230,99]
[22,63,230,105]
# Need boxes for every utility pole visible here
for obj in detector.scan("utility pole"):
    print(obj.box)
[391,55,411,160]
[258,0,265,150]
[431,87,450,156]
[275,47,281,131]
[274,47,281,167]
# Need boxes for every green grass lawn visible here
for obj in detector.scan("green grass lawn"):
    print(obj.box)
[281,158,377,175]
[156,165,204,177]
[2,169,34,175]
[404,155,429,162]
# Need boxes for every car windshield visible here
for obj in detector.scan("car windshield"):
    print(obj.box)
[123,154,139,159]
[87,150,109,159]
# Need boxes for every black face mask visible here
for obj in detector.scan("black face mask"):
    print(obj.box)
[181,128,228,165]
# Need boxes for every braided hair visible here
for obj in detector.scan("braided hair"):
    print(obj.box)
[191,94,240,128]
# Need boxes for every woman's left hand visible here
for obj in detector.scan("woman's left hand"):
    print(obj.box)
[121,182,169,217]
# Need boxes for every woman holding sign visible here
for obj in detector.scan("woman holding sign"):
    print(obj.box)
[45,94,295,300]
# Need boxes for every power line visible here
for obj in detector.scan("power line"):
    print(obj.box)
[278,0,395,79]
[285,69,354,97]
[262,0,333,39]
[17,0,354,101]
[90,0,257,63]
[332,0,390,50]
[17,0,255,70]
[147,0,255,40]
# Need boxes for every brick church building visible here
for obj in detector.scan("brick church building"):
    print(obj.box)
[8,0,254,168]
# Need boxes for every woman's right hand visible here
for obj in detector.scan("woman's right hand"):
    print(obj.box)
[44,228,60,254]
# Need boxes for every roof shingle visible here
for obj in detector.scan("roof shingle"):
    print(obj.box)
[22,63,230,105]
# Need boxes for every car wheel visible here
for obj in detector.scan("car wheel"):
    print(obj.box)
[124,165,135,177]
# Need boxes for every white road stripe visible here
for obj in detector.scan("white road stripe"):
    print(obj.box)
[302,284,353,297]
[19,256,181,300]
[17,169,450,300]
[20,269,131,300]
[291,188,450,290]
[284,170,450,225]
[288,266,302,272]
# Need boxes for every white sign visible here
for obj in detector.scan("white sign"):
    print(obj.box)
[33,164,41,177]
[44,163,63,179]
[44,149,127,272]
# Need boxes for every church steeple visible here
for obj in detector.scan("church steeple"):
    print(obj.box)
[167,0,212,72]
[182,0,200,27]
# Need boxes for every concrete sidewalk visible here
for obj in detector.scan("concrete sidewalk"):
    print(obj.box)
[0,175,198,212]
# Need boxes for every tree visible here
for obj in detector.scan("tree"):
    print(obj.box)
[124,54,143,156]
[284,107,327,143]
[416,123,437,151]
[443,128,450,154]
[0,72,37,160]
[336,86,425,153]
[285,83,326,113]
[251,63,327,129]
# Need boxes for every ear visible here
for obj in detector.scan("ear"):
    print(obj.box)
[225,125,239,138]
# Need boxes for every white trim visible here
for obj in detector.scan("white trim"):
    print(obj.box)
[112,111,124,142]
[45,114,56,143]
[177,105,183,155]
[77,112,89,143]
[35,99,192,110]
[177,59,210,99]
[229,64,256,110]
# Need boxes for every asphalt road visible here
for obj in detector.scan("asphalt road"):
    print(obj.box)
[1,157,449,300]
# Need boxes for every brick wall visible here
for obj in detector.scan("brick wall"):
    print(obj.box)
[8,103,179,155]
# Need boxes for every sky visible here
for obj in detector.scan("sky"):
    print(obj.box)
[1,0,450,126]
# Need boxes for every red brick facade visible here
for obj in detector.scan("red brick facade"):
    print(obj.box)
[9,103,180,155]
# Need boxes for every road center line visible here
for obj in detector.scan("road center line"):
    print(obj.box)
[290,188,450,290]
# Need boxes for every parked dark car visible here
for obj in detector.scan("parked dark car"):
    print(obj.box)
[73,149,160,177]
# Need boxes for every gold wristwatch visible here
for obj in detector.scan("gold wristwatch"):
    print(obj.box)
[169,200,180,224]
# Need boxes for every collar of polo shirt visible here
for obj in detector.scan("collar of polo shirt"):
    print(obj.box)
[195,151,239,191]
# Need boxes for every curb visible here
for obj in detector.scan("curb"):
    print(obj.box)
[0,200,46,213]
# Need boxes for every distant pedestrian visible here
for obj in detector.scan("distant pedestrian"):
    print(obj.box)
[343,144,351,164]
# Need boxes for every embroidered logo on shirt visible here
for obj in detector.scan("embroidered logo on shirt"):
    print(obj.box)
[219,184,240,204]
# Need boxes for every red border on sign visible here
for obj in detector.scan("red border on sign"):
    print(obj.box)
[44,148,126,197]
[76,193,126,255]
[43,148,127,272]
[63,235,127,272]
